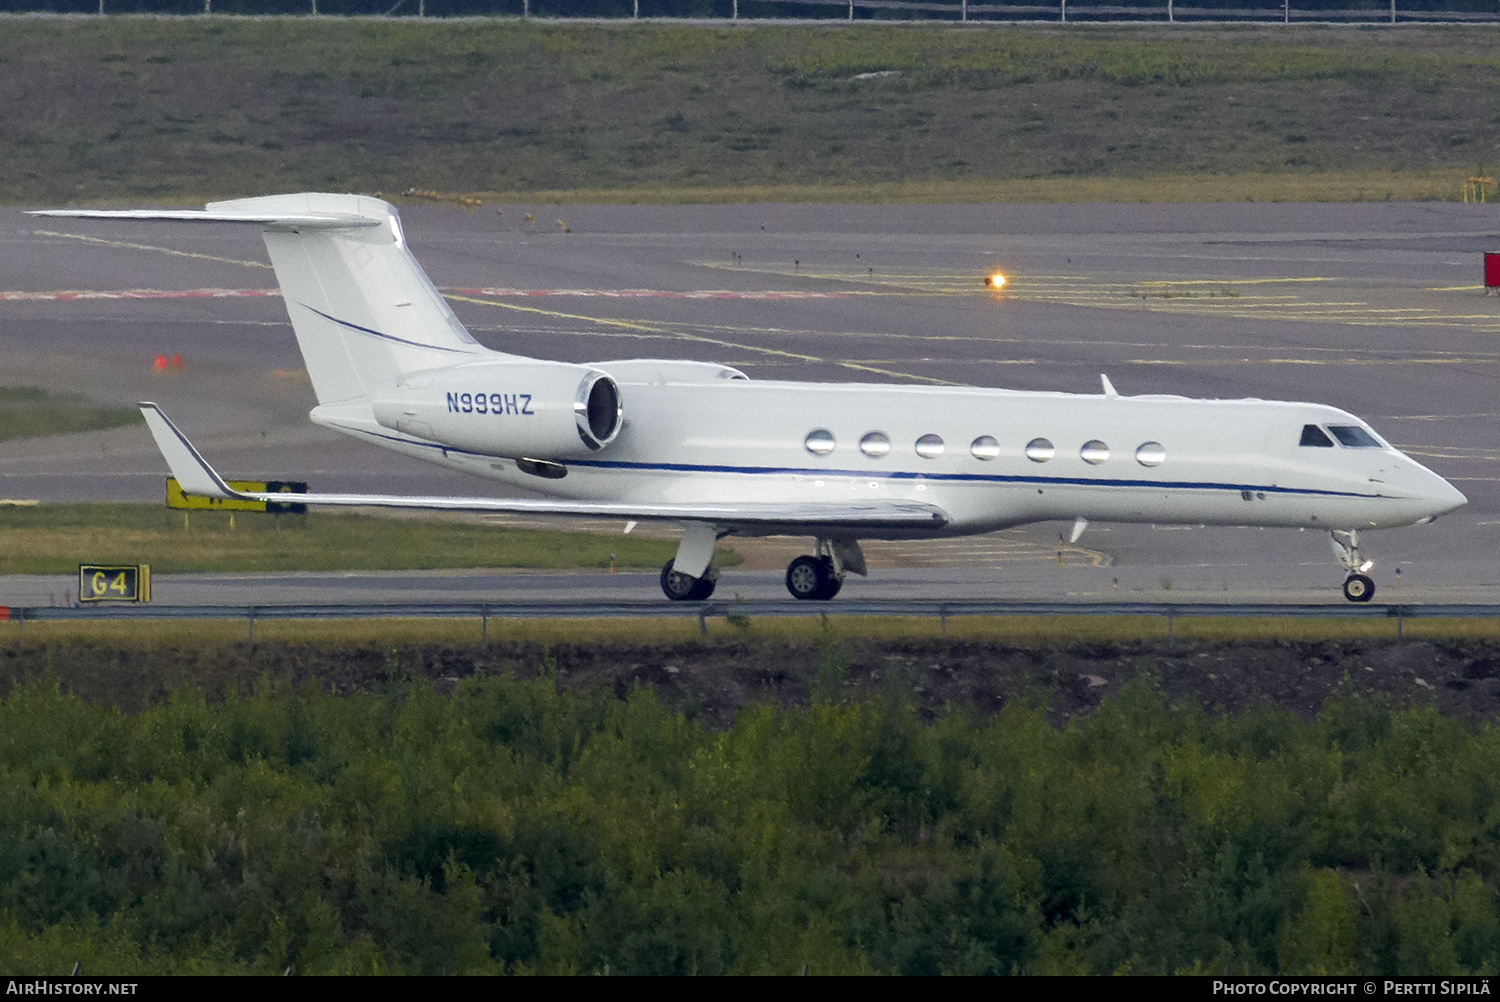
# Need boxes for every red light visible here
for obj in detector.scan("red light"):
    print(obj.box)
[152,355,167,371]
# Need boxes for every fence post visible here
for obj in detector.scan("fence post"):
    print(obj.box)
[1061,0,1066,22]
[248,606,255,644]
[482,605,488,642]
[698,608,708,637]
[961,0,967,21]
[1167,608,1174,641]
[1390,0,1395,22]
[1168,0,1173,22]
[939,606,947,637]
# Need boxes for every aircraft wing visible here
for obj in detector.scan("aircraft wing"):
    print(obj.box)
[139,403,949,531]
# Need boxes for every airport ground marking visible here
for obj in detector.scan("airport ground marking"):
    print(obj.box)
[708,262,1500,334]
[0,287,281,302]
[31,230,272,270]
[448,286,855,301]
[447,290,951,385]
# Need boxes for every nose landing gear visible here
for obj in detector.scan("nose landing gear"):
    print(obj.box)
[1330,529,1375,603]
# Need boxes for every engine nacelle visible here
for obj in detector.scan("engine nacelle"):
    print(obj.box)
[371,360,621,459]
[590,359,748,384]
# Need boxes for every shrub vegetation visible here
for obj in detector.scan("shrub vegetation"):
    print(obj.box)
[1,661,1497,974]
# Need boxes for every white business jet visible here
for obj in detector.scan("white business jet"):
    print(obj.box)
[34,193,1467,603]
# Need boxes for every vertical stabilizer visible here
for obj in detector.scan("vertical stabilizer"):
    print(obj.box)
[206,193,488,405]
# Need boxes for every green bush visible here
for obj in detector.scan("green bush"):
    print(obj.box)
[1,669,1498,974]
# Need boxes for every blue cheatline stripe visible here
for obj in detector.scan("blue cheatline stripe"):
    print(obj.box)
[343,426,1381,501]
[302,304,476,354]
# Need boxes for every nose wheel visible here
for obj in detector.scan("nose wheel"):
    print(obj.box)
[660,559,716,601]
[1330,530,1376,603]
[1342,573,1375,603]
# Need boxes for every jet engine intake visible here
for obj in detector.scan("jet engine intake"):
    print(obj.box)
[372,360,622,459]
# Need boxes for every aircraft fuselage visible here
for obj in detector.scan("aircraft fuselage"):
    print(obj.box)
[315,378,1465,540]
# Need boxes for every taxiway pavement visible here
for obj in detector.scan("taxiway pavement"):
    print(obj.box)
[3,201,1498,606]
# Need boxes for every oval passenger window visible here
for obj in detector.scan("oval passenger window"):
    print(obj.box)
[1080,440,1110,465]
[859,432,891,458]
[915,434,944,459]
[1025,438,1054,463]
[970,435,1000,460]
[1135,442,1165,467]
[804,429,835,456]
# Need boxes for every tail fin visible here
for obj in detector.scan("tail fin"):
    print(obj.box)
[34,193,491,405]
[209,194,487,404]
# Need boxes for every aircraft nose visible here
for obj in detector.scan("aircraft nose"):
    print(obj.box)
[1418,467,1467,517]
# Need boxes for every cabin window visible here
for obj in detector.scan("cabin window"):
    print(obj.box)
[804,429,835,456]
[1327,425,1382,449]
[915,434,945,459]
[970,435,1000,460]
[859,431,891,458]
[1025,438,1054,463]
[1299,425,1335,448]
[1080,440,1110,465]
[1135,442,1165,467]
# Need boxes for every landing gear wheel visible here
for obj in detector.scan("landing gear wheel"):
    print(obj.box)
[786,555,839,601]
[660,559,716,602]
[1343,573,1375,603]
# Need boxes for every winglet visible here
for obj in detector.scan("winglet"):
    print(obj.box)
[1100,374,1119,397]
[138,403,249,501]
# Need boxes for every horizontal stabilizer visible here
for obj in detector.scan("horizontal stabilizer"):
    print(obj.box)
[29,209,381,230]
[139,404,948,531]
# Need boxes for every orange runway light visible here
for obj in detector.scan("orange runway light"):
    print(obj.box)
[984,273,1007,289]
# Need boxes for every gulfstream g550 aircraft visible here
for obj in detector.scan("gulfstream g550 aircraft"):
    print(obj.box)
[34,193,1466,603]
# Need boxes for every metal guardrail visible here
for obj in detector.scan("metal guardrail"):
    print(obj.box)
[5,600,1498,639]
[13,5,1500,22]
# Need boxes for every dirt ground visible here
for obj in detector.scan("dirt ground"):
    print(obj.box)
[7,634,1500,725]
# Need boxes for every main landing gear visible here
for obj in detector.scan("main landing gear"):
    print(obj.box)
[787,555,842,601]
[660,559,716,601]
[785,538,864,601]
[658,535,866,603]
[1329,529,1375,603]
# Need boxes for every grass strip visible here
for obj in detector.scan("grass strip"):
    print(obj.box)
[3,612,1494,648]
[0,387,141,444]
[6,19,1500,204]
[0,503,736,574]
[491,169,1474,205]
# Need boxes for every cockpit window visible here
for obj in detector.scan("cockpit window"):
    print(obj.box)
[1300,424,1334,448]
[1326,425,1382,448]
